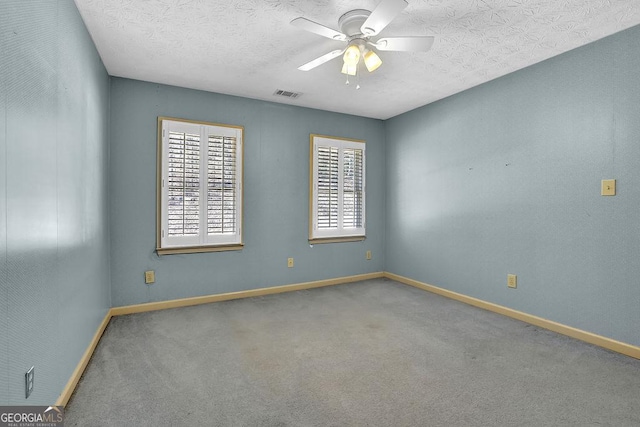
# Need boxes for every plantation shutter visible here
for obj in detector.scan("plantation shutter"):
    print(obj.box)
[207,134,237,235]
[316,145,339,229]
[167,130,200,238]
[342,147,364,229]
[311,136,365,240]
[160,119,242,251]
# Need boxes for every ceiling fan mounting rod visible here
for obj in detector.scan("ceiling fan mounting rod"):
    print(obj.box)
[338,9,371,37]
[347,38,367,49]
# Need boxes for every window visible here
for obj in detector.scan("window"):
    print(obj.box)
[309,134,365,242]
[157,117,243,254]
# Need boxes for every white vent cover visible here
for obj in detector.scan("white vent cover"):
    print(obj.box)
[273,89,302,99]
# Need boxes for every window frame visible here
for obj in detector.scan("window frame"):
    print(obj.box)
[156,116,244,255]
[309,134,366,244]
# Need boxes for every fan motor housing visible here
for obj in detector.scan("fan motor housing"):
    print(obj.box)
[338,9,371,37]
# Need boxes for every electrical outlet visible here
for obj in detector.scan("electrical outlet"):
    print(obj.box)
[25,366,34,399]
[144,270,155,284]
[287,258,294,268]
[507,274,517,289]
[366,250,372,260]
[601,179,616,196]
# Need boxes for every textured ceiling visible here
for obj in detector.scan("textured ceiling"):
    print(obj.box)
[74,0,640,120]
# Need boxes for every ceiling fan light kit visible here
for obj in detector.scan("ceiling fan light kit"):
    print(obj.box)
[341,62,357,76]
[291,0,434,87]
[364,49,382,72]
[343,44,361,66]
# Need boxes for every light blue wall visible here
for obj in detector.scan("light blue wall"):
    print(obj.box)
[0,2,8,405]
[385,25,640,346]
[109,78,385,306]
[0,0,111,404]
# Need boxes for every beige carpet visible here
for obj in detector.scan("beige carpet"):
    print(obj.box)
[65,279,640,426]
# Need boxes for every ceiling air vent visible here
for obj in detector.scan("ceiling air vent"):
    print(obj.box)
[273,89,302,99]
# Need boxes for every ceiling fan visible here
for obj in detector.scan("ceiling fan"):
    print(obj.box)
[291,0,434,82]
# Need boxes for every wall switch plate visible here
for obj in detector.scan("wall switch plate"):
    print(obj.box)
[25,366,34,399]
[287,258,294,268]
[601,179,616,196]
[507,274,517,289]
[144,270,155,284]
[366,250,372,260]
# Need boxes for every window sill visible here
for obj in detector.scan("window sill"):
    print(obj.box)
[308,236,365,245]
[156,244,244,255]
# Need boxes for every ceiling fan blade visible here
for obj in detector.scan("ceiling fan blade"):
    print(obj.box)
[374,36,435,52]
[291,17,347,41]
[298,49,345,71]
[360,0,408,36]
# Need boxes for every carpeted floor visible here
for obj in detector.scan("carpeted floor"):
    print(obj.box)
[65,279,640,426]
